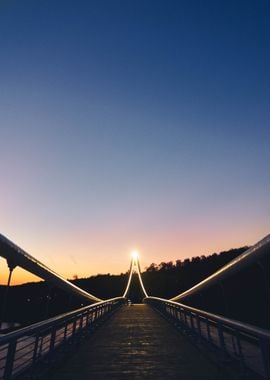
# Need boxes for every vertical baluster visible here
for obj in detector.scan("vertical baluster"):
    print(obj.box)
[72,318,77,338]
[196,315,201,337]
[235,331,245,371]
[217,322,226,354]
[3,339,17,380]
[184,310,188,326]
[85,310,90,329]
[79,313,83,330]
[49,328,56,353]
[190,312,195,331]
[63,321,68,340]
[32,334,40,363]
[206,319,212,343]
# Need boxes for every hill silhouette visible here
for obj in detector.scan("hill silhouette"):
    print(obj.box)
[1,245,270,329]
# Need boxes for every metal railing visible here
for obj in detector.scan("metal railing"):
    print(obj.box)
[0,297,125,380]
[146,296,270,379]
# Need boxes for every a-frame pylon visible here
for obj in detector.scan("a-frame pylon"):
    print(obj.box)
[123,252,148,298]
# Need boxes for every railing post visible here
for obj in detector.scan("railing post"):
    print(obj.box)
[190,312,195,331]
[196,315,201,336]
[217,322,226,354]
[38,335,44,356]
[63,321,68,340]
[32,334,40,363]
[172,306,176,319]
[235,331,244,359]
[72,318,77,337]
[49,328,57,353]
[180,308,184,324]
[100,306,104,319]
[234,330,246,375]
[3,340,17,380]
[92,310,96,324]
[230,333,237,356]
[171,305,175,320]
[206,319,212,343]
[85,310,90,328]
[184,311,188,326]
[79,314,83,330]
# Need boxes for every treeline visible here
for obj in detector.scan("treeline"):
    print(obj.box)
[0,274,127,327]
[1,245,270,329]
[142,246,270,328]
[142,247,249,298]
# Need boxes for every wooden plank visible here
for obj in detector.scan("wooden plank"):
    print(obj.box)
[46,305,236,379]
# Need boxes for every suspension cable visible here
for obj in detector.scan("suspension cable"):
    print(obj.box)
[136,258,148,298]
[123,258,135,298]
[122,254,149,299]
[170,234,270,302]
[0,234,102,303]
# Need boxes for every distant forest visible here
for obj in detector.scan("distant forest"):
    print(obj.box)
[1,245,270,330]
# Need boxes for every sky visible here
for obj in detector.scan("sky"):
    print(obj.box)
[0,0,269,285]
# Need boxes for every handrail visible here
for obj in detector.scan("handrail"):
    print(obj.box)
[146,296,270,340]
[0,297,125,379]
[146,296,270,379]
[0,234,102,302]
[170,233,270,301]
[136,258,148,298]
[0,297,125,345]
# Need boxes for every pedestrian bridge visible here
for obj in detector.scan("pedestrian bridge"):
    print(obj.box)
[0,234,270,379]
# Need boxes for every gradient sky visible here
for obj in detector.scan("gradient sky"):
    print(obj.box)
[0,0,269,284]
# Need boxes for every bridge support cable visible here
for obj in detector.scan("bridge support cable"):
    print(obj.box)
[170,234,270,302]
[122,258,135,298]
[136,257,148,298]
[0,234,102,303]
[122,253,149,299]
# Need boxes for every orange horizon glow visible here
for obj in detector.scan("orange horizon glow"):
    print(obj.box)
[0,229,267,285]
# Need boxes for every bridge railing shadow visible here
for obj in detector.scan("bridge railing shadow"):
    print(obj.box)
[146,296,270,380]
[0,297,125,380]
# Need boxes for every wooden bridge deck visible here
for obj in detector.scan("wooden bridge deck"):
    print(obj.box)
[46,305,236,380]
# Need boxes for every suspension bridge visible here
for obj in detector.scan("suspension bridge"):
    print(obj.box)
[0,233,270,379]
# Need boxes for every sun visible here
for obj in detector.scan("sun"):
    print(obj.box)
[131,250,139,261]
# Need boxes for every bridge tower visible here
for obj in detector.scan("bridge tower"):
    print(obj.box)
[123,251,148,301]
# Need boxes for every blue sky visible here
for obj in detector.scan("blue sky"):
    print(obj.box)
[0,0,269,283]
